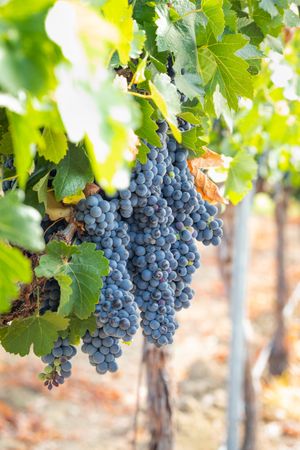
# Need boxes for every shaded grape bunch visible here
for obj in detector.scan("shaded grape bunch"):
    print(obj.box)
[37,117,224,387]
[76,194,139,342]
[40,337,77,389]
[163,136,200,311]
[82,327,122,374]
[39,279,60,314]
[126,122,179,346]
[192,196,224,246]
[2,156,15,192]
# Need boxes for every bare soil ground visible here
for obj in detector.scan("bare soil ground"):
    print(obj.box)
[0,212,300,450]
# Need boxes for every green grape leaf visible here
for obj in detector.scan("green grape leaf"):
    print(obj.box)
[155,2,202,100]
[137,141,150,164]
[0,242,32,313]
[198,34,253,110]
[223,0,237,32]
[213,85,233,130]
[202,0,225,39]
[149,74,181,142]
[38,128,67,164]
[130,21,146,59]
[237,43,263,75]
[35,241,110,319]
[225,150,258,204]
[252,5,283,36]
[198,48,217,84]
[68,315,97,344]
[240,21,264,47]
[53,144,93,201]
[0,311,69,357]
[284,9,300,27]
[0,190,44,251]
[32,172,50,208]
[178,112,201,125]
[259,0,279,18]
[0,4,57,97]
[236,44,264,61]
[135,98,161,147]
[55,272,73,315]
[181,127,206,154]
[7,112,42,189]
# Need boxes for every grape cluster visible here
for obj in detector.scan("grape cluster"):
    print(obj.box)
[192,196,223,246]
[125,123,179,346]
[163,136,200,311]
[39,279,60,314]
[76,195,139,342]
[39,119,223,385]
[82,327,122,374]
[39,337,77,389]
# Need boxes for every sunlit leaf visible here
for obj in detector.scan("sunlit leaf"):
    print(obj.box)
[0,242,32,313]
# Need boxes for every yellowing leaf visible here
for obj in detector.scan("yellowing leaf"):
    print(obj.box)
[131,54,148,85]
[187,161,227,204]
[149,74,181,142]
[63,191,85,205]
[102,0,134,65]
[189,147,226,169]
[0,242,32,313]
[46,192,72,221]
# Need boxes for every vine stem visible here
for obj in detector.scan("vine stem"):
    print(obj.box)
[56,222,78,244]
[132,340,146,450]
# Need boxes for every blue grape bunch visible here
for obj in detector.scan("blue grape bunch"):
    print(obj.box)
[192,196,224,246]
[123,122,179,346]
[163,137,201,311]
[39,279,60,315]
[39,337,77,389]
[76,194,139,342]
[39,118,223,385]
[82,327,122,374]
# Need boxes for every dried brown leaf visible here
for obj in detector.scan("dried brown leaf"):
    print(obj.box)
[83,183,100,197]
[187,161,227,204]
[46,192,72,221]
[189,147,225,169]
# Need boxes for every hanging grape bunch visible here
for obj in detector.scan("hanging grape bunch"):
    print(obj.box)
[37,120,224,387]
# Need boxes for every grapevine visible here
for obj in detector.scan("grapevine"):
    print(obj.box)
[33,119,224,383]
[0,0,297,392]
